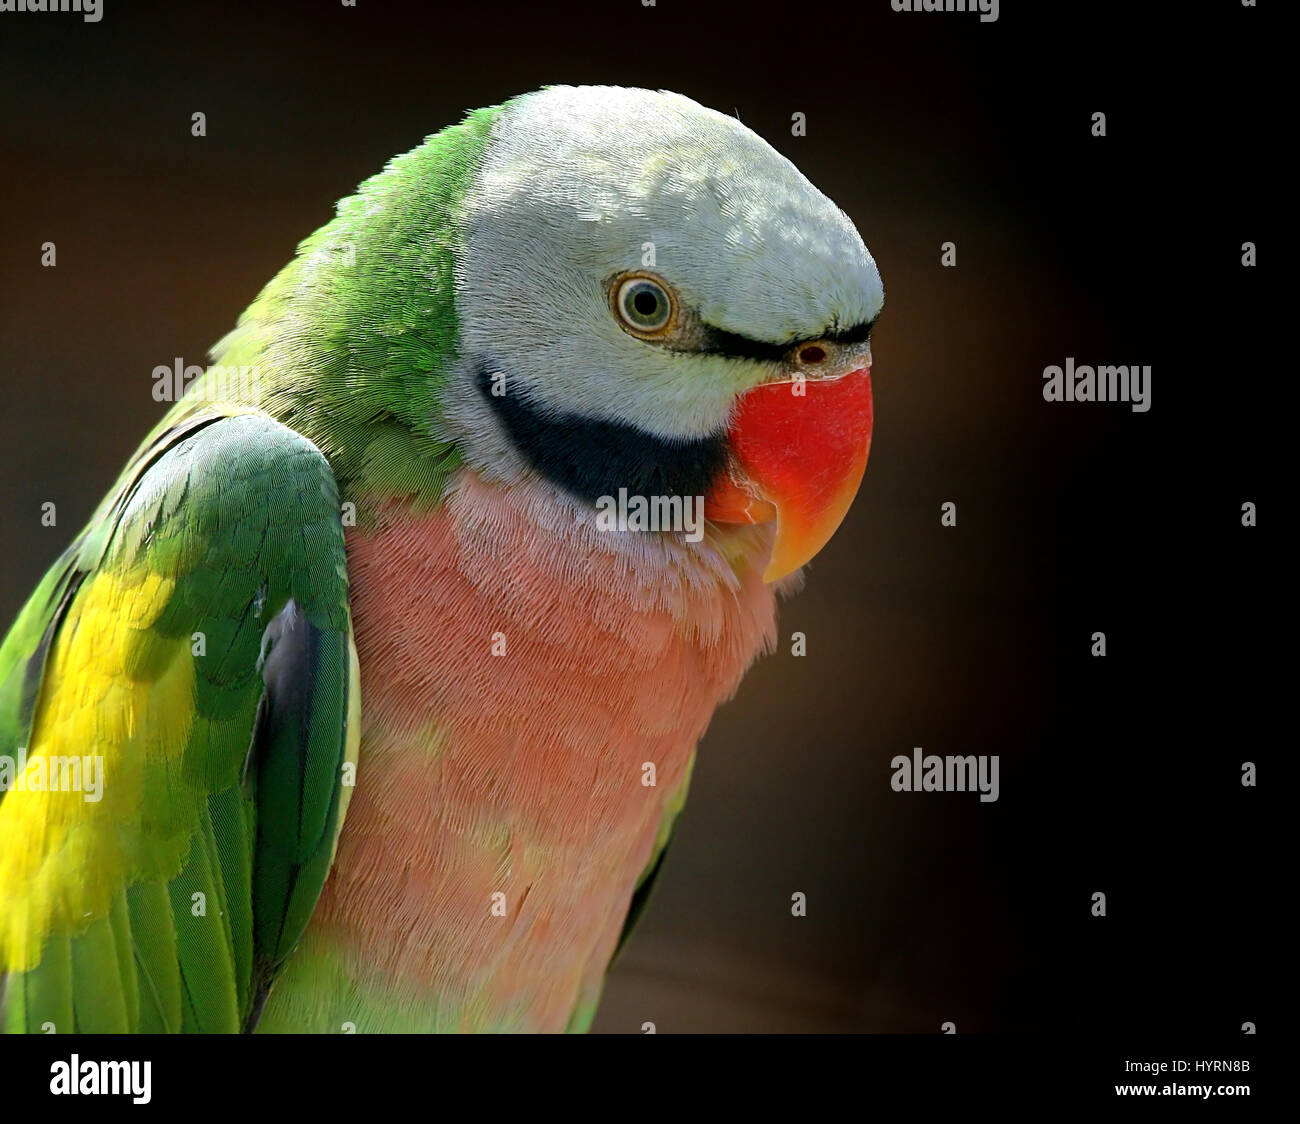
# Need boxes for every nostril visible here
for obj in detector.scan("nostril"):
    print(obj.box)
[799,345,826,365]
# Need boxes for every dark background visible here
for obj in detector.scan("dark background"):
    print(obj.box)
[0,0,1277,1034]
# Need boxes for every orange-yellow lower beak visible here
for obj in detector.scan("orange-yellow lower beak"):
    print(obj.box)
[704,368,873,582]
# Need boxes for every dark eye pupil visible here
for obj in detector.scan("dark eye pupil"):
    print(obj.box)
[617,278,671,331]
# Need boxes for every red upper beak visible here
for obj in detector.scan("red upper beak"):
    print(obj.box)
[704,367,874,581]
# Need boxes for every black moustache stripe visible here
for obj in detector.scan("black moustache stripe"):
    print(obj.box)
[690,317,875,363]
[475,359,729,506]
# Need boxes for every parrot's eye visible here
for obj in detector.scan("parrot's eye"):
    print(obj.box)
[613,274,675,336]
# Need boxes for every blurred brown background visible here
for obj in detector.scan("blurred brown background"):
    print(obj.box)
[0,0,1275,1033]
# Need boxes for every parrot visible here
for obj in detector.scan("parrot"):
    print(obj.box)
[0,85,883,1033]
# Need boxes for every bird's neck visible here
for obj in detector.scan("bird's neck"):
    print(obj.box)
[188,105,506,507]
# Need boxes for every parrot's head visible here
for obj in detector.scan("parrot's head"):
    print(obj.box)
[447,85,884,582]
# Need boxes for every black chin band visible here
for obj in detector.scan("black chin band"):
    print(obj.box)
[475,359,729,506]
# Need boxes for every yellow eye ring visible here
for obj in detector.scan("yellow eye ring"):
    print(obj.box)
[612,272,677,337]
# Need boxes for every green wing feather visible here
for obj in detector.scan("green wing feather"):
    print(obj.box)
[0,409,358,1033]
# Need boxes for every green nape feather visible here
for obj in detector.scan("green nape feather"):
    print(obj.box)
[188,102,506,515]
